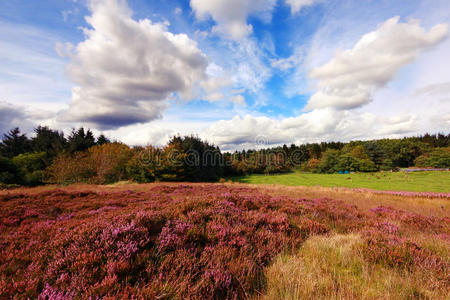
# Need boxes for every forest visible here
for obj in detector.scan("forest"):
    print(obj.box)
[0,126,449,187]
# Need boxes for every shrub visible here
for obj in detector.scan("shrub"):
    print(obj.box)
[300,158,320,172]
[127,137,225,183]
[87,143,133,183]
[316,149,340,173]
[46,143,133,184]
[336,154,361,172]
[414,147,450,168]
[45,152,94,184]
[358,158,378,172]
[380,158,394,171]
[12,152,48,186]
[126,150,155,183]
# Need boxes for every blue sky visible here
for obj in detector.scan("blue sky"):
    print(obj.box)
[1,0,449,150]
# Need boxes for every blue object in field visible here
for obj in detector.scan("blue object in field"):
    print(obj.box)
[338,171,343,174]
[344,171,349,174]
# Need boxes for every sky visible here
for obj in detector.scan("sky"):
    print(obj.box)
[0,0,449,151]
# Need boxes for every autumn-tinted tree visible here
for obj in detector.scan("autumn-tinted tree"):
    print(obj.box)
[46,143,133,184]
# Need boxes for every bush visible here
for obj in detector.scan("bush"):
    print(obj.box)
[127,136,224,183]
[126,146,165,183]
[380,158,394,171]
[12,152,48,186]
[45,152,94,185]
[88,143,133,183]
[316,149,340,173]
[414,147,450,168]
[46,143,133,184]
[299,158,320,172]
[330,153,378,173]
[337,154,361,172]
[358,158,378,172]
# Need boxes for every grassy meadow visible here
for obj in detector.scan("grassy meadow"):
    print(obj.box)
[230,170,450,193]
[1,182,449,298]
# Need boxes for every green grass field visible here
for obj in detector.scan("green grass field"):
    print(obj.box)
[230,171,450,193]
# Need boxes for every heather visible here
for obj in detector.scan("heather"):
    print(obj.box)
[1,184,449,299]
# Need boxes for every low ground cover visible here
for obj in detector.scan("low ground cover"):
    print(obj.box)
[0,183,448,298]
[230,171,450,193]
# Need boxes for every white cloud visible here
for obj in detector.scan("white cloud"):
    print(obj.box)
[55,42,74,58]
[230,95,246,105]
[228,39,273,93]
[305,17,449,110]
[190,0,276,40]
[62,0,209,129]
[0,102,36,136]
[174,7,182,15]
[413,81,450,96]
[200,76,232,102]
[203,108,421,151]
[285,0,322,14]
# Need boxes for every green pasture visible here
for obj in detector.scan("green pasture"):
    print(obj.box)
[229,171,450,193]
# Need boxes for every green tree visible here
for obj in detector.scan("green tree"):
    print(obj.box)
[0,128,31,158]
[96,134,111,145]
[317,149,340,173]
[12,152,48,186]
[32,126,67,159]
[363,142,384,166]
[350,145,369,160]
[68,127,96,153]
[380,158,395,171]
[0,156,19,184]
[337,154,361,172]
[167,135,224,181]
[414,147,450,168]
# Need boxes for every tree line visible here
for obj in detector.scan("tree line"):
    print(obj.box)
[0,126,449,187]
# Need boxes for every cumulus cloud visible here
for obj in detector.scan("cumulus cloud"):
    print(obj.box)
[285,0,322,14]
[305,17,448,111]
[62,0,209,129]
[190,0,276,40]
[203,109,419,151]
[0,101,35,136]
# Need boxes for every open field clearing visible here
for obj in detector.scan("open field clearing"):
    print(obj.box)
[0,183,449,299]
[231,171,450,193]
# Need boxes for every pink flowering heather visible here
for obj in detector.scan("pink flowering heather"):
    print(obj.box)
[0,184,448,298]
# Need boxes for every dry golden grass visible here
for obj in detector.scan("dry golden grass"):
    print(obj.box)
[257,184,449,218]
[261,234,449,300]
